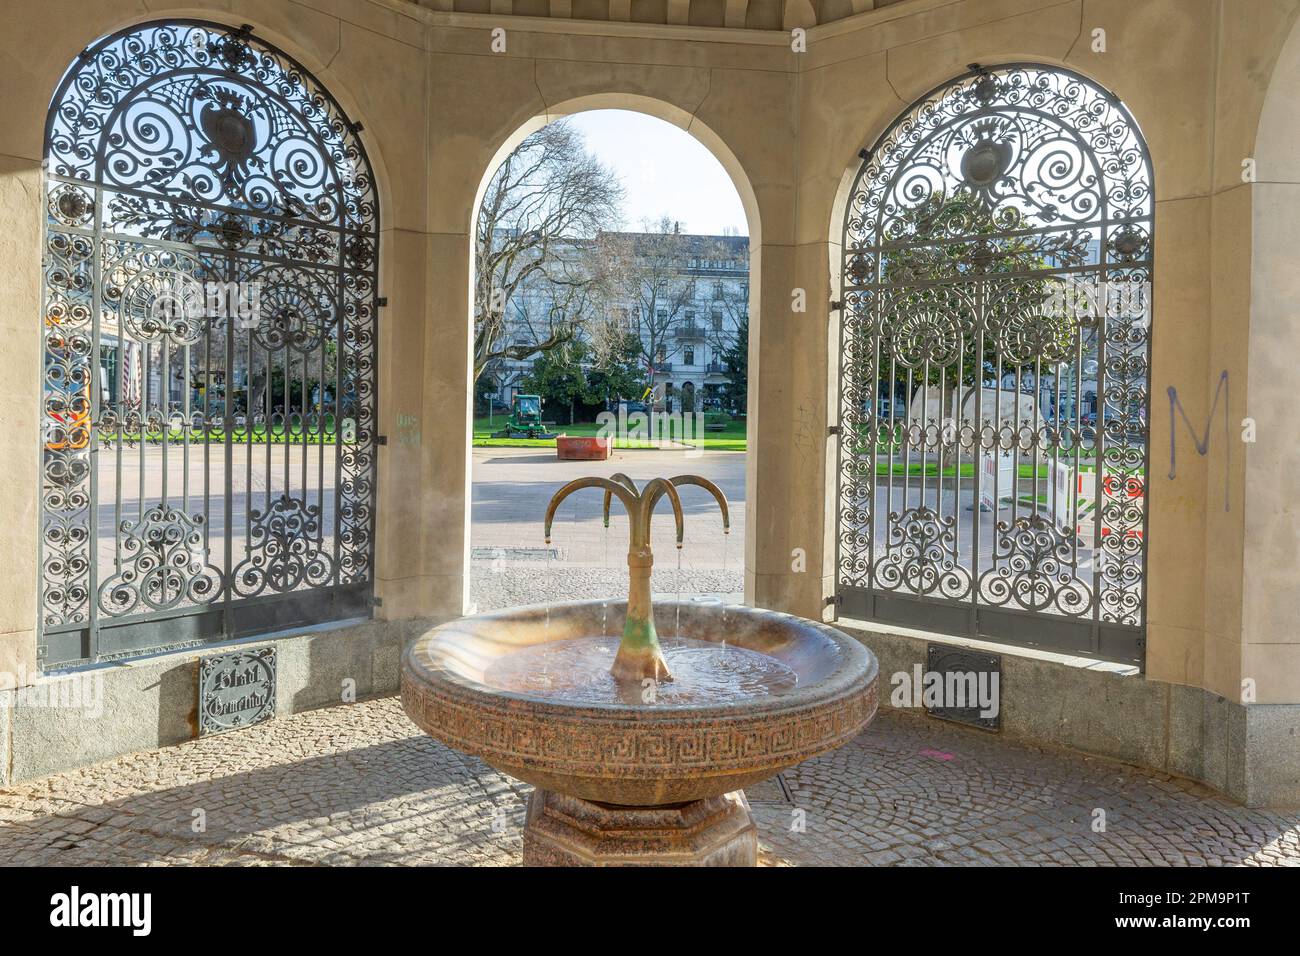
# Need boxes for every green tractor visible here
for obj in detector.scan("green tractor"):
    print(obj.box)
[491,393,558,440]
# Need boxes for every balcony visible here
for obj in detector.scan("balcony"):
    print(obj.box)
[675,324,705,341]
[705,362,730,381]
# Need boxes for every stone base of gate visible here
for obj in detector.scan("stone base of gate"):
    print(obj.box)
[839,618,1300,809]
[0,616,430,786]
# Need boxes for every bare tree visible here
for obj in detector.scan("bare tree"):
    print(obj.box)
[474,121,623,381]
[604,217,700,377]
[585,299,636,370]
[704,236,750,356]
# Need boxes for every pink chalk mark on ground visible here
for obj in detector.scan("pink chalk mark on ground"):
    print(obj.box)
[919,748,955,761]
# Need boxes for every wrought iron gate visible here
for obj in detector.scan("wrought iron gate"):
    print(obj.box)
[835,65,1152,665]
[40,21,379,668]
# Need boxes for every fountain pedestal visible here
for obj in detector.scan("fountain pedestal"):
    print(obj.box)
[523,788,757,867]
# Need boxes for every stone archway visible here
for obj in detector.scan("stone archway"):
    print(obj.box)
[467,94,763,604]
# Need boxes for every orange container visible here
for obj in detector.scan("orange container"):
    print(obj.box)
[556,435,611,460]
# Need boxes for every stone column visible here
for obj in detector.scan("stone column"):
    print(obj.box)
[373,226,473,622]
[1240,7,1300,708]
[747,241,832,619]
[0,157,42,681]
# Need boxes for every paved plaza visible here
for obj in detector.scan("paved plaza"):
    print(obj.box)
[470,447,747,610]
[1,696,1297,866]
[471,446,746,569]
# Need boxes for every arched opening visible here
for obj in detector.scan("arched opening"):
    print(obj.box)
[466,103,758,617]
[832,64,1153,666]
[39,20,380,668]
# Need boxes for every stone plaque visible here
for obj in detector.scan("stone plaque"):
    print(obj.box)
[199,646,276,736]
[925,644,1001,731]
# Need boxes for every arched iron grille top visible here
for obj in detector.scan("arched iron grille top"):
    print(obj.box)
[835,64,1152,666]
[40,20,379,667]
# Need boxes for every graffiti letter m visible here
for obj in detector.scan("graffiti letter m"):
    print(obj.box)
[1167,369,1230,511]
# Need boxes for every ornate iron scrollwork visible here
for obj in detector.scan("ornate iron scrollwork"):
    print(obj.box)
[836,65,1151,663]
[40,20,379,666]
[231,494,335,598]
[876,506,973,600]
[99,505,223,615]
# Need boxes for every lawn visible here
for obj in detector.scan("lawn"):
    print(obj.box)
[871,461,1114,479]
[471,417,749,452]
[874,462,1055,480]
[93,423,345,445]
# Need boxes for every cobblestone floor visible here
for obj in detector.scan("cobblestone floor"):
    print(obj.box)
[1,697,1297,866]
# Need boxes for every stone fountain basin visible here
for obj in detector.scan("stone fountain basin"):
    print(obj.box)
[401,599,879,806]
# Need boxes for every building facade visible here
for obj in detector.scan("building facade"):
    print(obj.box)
[484,232,749,414]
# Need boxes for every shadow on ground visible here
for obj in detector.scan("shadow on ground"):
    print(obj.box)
[2,702,1298,867]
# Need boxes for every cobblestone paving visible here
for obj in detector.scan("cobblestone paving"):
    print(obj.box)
[1,698,1297,866]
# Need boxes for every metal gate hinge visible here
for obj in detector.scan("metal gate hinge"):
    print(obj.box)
[828,425,840,437]
[825,595,843,607]
[376,435,388,446]
[367,595,383,608]
[376,296,388,307]
[830,299,843,311]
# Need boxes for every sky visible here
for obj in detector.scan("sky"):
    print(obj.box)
[564,110,748,237]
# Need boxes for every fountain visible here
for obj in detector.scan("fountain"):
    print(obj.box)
[401,473,879,866]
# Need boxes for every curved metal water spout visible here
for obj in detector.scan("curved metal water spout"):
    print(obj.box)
[545,474,730,683]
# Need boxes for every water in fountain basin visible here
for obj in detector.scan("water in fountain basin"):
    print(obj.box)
[482,635,798,706]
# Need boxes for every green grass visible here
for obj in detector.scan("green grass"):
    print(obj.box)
[868,461,1136,479]
[472,417,748,452]
[1017,494,1053,508]
[873,462,1049,479]
[96,423,343,445]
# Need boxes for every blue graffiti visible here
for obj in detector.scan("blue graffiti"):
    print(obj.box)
[1166,369,1230,512]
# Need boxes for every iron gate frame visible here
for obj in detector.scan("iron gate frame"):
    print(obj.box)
[38,19,381,669]
[833,63,1153,668]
